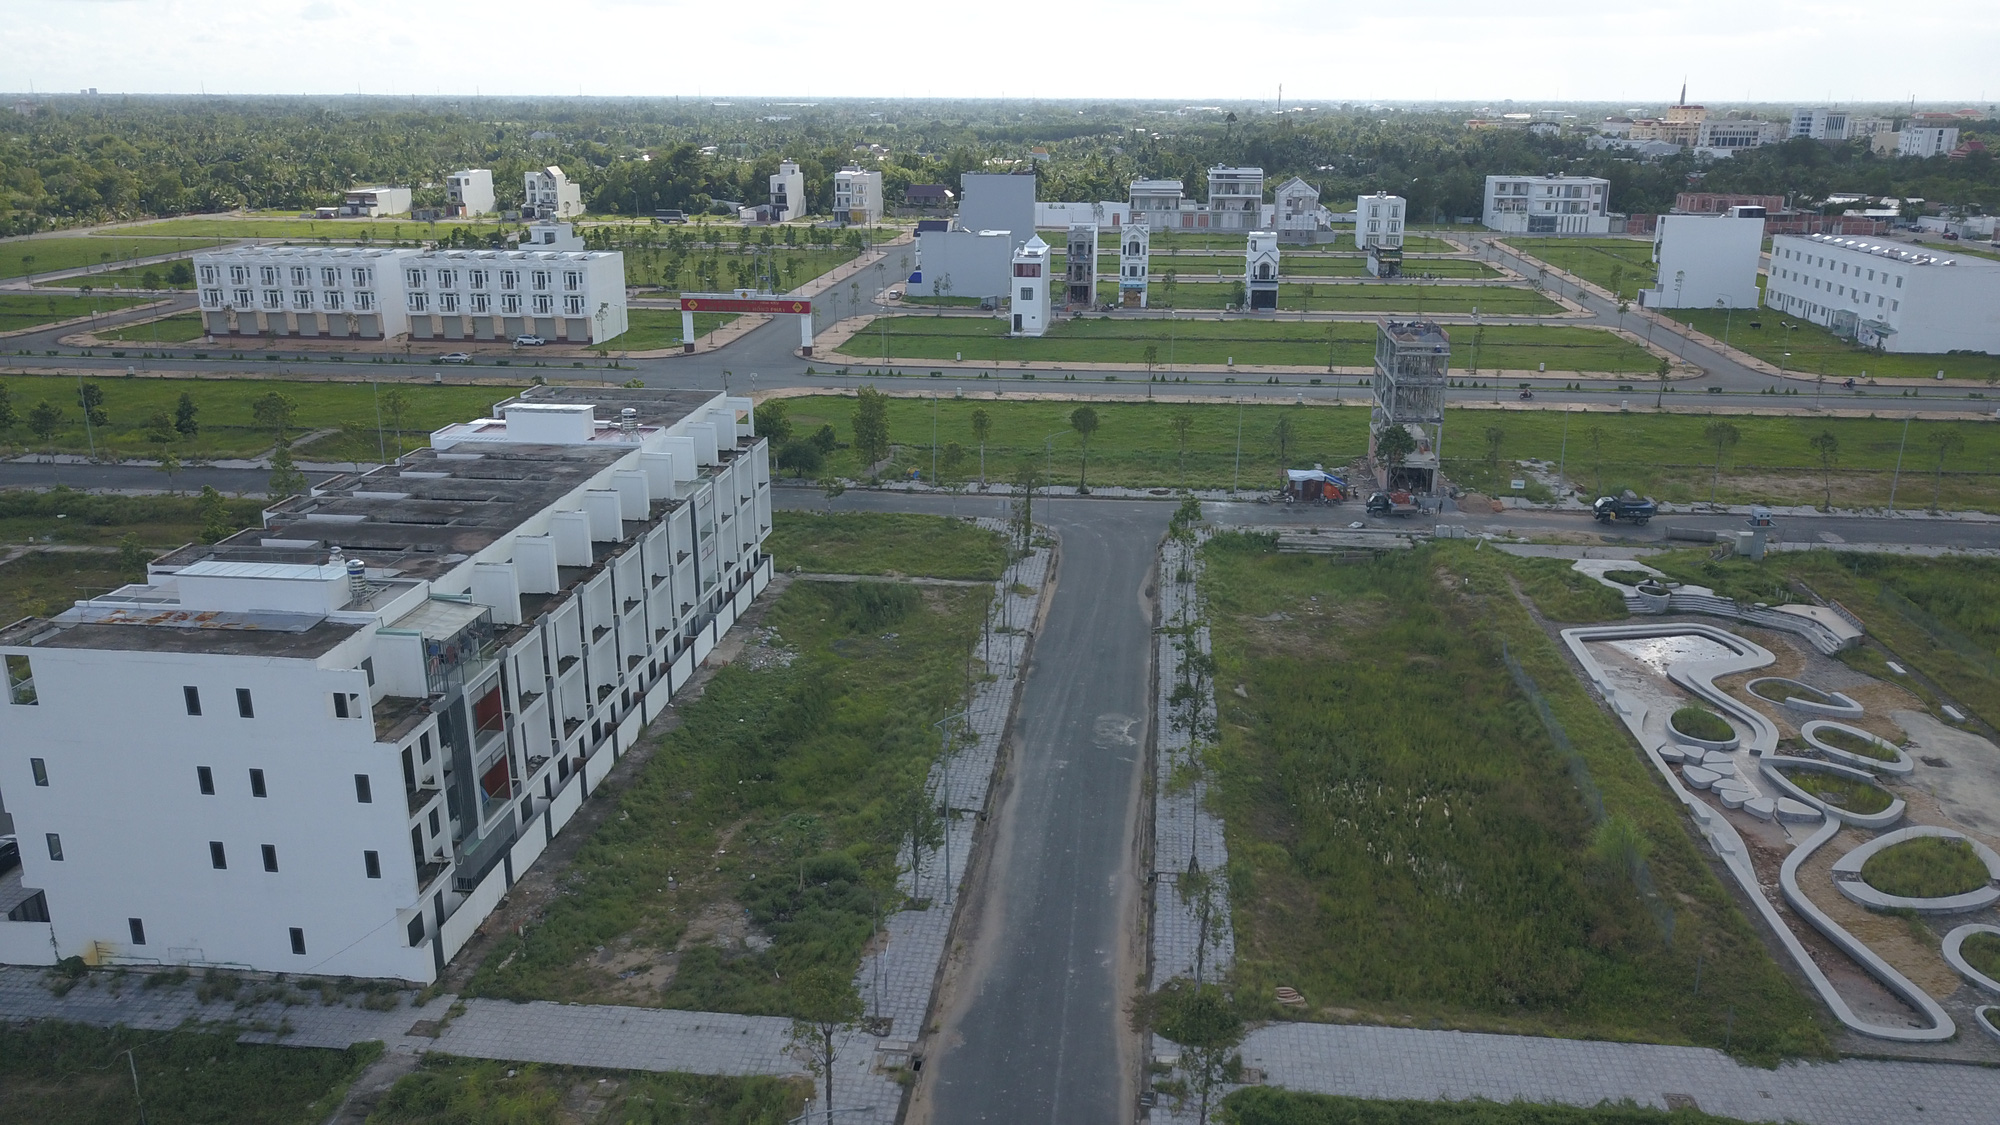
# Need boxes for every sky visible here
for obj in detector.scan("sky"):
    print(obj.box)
[3,0,1996,105]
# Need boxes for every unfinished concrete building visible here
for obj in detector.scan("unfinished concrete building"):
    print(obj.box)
[1369,319,1450,494]
[1066,224,1098,308]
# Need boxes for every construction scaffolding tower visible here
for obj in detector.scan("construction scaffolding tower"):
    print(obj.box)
[1369,319,1450,494]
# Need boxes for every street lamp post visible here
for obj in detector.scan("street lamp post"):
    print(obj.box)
[1887,412,1913,513]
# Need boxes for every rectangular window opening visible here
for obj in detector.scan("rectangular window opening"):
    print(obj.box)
[249,768,267,798]
[129,918,146,946]
[289,928,306,956]
[47,833,64,861]
[184,686,202,715]
[364,850,381,879]
[262,844,278,872]
[354,773,373,803]
[197,765,215,795]
[236,688,254,718]
[209,841,227,869]
[30,757,48,786]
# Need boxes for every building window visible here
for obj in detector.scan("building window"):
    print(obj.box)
[7,654,37,705]
[333,692,361,719]
[501,270,519,290]
[262,289,282,310]
[321,267,339,287]
[533,295,552,315]
[408,293,429,312]
[197,765,214,795]
[351,268,371,287]
[564,270,582,290]
[129,918,146,946]
[233,289,253,308]
[437,269,457,289]
[532,271,550,291]
[356,292,375,311]
[429,807,441,836]
[31,757,48,786]
[262,844,278,872]
[355,774,373,803]
[249,768,267,798]
[408,916,425,946]
[289,928,306,955]
[501,293,521,314]
[440,293,460,313]
[199,265,218,284]
[290,267,308,286]
[324,291,343,311]
[469,270,488,289]
[46,834,63,861]
[260,266,278,285]
[1020,287,1034,302]
[201,288,222,307]
[564,295,584,315]
[210,841,227,869]
[406,269,424,289]
[293,290,312,310]
[236,688,254,718]
[471,293,490,314]
[420,732,432,763]
[364,850,381,879]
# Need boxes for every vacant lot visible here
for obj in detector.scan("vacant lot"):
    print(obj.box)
[0,293,152,332]
[1149,231,1459,253]
[621,246,862,291]
[0,550,141,620]
[98,311,206,343]
[617,307,740,350]
[1133,280,1559,315]
[2,237,223,280]
[1509,238,1659,300]
[466,568,992,1014]
[833,317,1646,373]
[0,488,267,550]
[1200,538,1826,1060]
[1055,252,1500,280]
[1659,306,2000,383]
[370,1055,806,1125]
[35,262,195,290]
[765,510,1009,580]
[0,373,515,461]
[1226,1089,1762,1125]
[0,1019,375,1125]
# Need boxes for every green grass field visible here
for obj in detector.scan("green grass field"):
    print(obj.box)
[621,247,863,291]
[1861,836,1989,897]
[34,262,195,290]
[0,550,143,620]
[371,1055,806,1125]
[2,237,225,280]
[465,566,992,1013]
[764,510,1009,579]
[1225,1089,1761,1125]
[101,217,503,241]
[1200,538,1827,1061]
[1138,280,1558,315]
[833,316,1646,373]
[0,373,517,461]
[0,1020,376,1125]
[1509,238,1658,300]
[98,311,207,343]
[618,308,739,350]
[1657,306,2000,382]
[1147,230,1459,253]
[1144,253,1501,279]
[0,293,152,332]
[0,488,267,552]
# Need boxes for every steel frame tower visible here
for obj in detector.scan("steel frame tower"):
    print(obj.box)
[1369,319,1450,494]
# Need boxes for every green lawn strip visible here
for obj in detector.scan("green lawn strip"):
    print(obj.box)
[0,487,265,551]
[99,218,505,241]
[0,373,516,461]
[1058,253,1500,279]
[838,317,1640,372]
[0,1020,378,1125]
[1656,306,2000,383]
[2,237,223,280]
[1671,706,1734,742]
[1788,770,1894,814]
[1812,725,1896,761]
[900,295,984,307]
[464,579,987,1013]
[1225,1088,1758,1124]
[1148,231,1460,253]
[1200,537,1826,1061]
[98,312,207,344]
[1860,836,1989,898]
[765,511,1008,580]
[0,293,153,332]
[619,308,738,350]
[623,247,862,291]
[1139,281,1559,315]
[369,1054,807,1125]
[1510,238,1659,301]
[1641,550,2000,728]
[1498,554,1631,623]
[34,262,194,290]
[1962,931,2000,979]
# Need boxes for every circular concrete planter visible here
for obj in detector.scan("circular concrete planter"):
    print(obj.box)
[1830,826,2000,913]
[1978,1006,2000,1045]
[1802,720,1914,777]
[1668,710,1740,752]
[1634,583,1672,615]
[1746,677,1864,719]
[1943,924,2000,996]
[1759,756,1905,829]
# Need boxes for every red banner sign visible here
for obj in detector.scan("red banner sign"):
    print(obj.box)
[677,295,813,315]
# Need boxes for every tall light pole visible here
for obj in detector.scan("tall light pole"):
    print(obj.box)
[1232,399,1244,496]
[932,710,969,904]
[1887,413,1913,513]
[1557,406,1572,500]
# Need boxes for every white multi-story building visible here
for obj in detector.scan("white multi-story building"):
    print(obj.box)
[960,173,1036,249]
[833,167,883,225]
[193,232,628,345]
[342,186,411,218]
[1899,127,1960,158]
[1695,120,1783,153]
[1206,167,1264,230]
[1355,192,1407,250]
[1765,233,2000,353]
[1482,175,1611,234]
[1128,179,1184,229]
[1790,108,1850,141]
[1065,224,1098,308]
[0,387,773,981]
[1245,231,1279,311]
[1117,221,1149,308]
[524,167,583,220]
[768,161,806,223]
[913,228,1014,301]
[1010,235,1051,336]
[1272,177,1329,240]
[446,170,495,217]
[1641,211,1763,309]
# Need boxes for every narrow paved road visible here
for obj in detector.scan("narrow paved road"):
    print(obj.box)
[777,489,1167,1123]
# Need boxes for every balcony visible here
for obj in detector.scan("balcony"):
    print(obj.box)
[415,857,452,892]
[406,782,441,817]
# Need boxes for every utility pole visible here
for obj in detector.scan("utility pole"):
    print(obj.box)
[1887,413,1913,513]
[932,710,969,904]
[1557,407,1572,500]
[1232,400,1243,495]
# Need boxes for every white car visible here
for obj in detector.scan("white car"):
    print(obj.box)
[439,352,472,364]
[514,335,545,347]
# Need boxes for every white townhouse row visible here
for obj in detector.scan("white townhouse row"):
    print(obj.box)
[1764,233,2000,354]
[195,230,626,345]
[0,388,771,981]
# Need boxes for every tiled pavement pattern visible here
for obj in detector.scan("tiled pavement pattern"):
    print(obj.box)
[1151,533,1234,986]
[0,521,1051,1125]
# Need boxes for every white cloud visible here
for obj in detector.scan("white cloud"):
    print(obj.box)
[300,2,343,20]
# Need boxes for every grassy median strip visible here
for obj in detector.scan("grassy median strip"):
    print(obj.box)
[0,1020,377,1125]
[370,1055,807,1125]
[2,237,223,280]
[1225,1089,1759,1125]
[466,549,992,1014]
[765,510,1008,580]
[1200,537,1826,1060]
[0,293,153,332]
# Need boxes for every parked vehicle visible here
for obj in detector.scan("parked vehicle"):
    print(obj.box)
[514,335,545,347]
[439,352,472,364]
[1365,490,1424,517]
[1592,490,1658,525]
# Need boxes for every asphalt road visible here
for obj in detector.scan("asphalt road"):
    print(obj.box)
[776,487,1163,1124]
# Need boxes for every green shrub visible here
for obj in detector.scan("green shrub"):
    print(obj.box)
[1813,725,1897,762]
[1670,706,1733,742]
[1860,836,1989,899]
[1962,931,2000,980]
[371,1054,805,1124]
[1788,771,1893,815]
[1600,570,1655,587]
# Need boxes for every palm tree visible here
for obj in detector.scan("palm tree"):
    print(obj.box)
[1069,406,1100,492]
